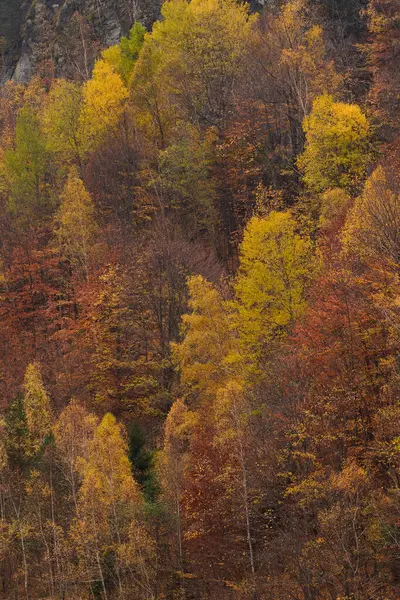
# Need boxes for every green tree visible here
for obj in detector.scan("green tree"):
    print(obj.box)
[3,107,54,226]
[102,22,146,85]
[41,79,88,167]
[127,423,159,503]
[4,393,30,467]
[157,124,217,234]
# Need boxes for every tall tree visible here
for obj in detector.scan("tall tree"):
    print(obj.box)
[70,413,154,598]
[41,80,87,168]
[23,362,52,457]
[3,107,55,228]
[172,275,233,399]
[80,60,129,152]
[233,210,315,376]
[56,168,97,281]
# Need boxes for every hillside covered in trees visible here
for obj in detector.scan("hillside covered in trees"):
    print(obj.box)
[0,0,400,598]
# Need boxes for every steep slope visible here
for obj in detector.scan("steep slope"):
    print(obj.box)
[1,0,162,82]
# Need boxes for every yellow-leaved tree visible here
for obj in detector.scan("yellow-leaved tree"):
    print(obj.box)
[56,168,97,280]
[173,212,316,380]
[41,79,88,167]
[131,0,256,144]
[341,165,400,266]
[273,0,342,117]
[298,94,370,193]
[159,397,195,570]
[53,399,98,510]
[23,362,52,456]
[233,210,316,374]
[172,275,233,399]
[70,413,154,598]
[80,59,129,151]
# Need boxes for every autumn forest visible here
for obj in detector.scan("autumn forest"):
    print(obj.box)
[0,0,399,598]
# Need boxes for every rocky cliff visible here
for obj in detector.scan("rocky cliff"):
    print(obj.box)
[0,0,162,82]
[0,0,23,79]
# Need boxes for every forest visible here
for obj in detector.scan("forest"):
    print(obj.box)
[0,0,399,598]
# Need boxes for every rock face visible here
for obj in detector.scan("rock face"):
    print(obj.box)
[0,0,24,79]
[1,0,162,82]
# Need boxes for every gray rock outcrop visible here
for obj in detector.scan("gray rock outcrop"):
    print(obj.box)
[1,0,162,82]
